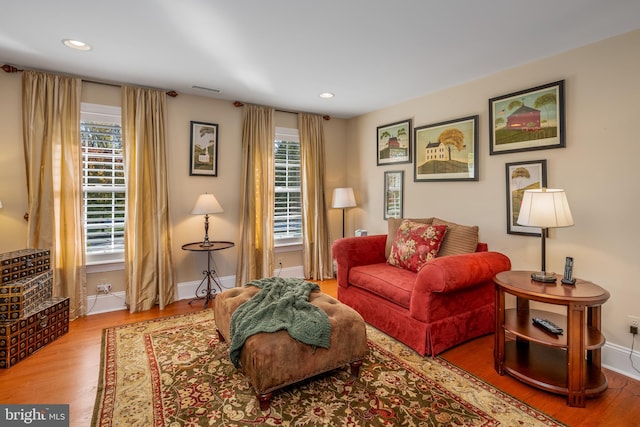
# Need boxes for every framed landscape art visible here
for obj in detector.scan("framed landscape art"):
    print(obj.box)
[414,115,478,182]
[190,121,219,176]
[377,119,412,165]
[489,80,565,155]
[505,159,547,236]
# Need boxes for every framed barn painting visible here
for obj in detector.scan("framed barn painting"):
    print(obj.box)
[190,121,218,176]
[489,80,565,155]
[377,119,412,165]
[505,159,547,236]
[413,115,478,182]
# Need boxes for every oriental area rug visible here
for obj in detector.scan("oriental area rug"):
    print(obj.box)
[92,310,565,426]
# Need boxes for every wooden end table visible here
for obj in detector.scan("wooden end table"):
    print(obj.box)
[493,270,610,407]
[181,241,234,308]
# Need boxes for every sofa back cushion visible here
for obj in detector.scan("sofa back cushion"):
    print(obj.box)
[385,217,434,258]
[432,218,479,256]
[387,220,448,272]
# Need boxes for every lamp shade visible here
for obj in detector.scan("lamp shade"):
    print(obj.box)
[0,199,3,209]
[517,188,574,228]
[191,193,224,215]
[332,187,356,209]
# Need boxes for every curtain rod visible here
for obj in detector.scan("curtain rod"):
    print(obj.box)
[2,64,178,97]
[233,101,330,121]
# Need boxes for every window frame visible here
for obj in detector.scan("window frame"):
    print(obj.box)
[274,126,302,248]
[80,102,125,268]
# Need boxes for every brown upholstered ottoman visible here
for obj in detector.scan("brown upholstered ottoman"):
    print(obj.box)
[214,285,368,410]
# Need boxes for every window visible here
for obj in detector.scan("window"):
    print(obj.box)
[80,103,125,265]
[274,127,302,246]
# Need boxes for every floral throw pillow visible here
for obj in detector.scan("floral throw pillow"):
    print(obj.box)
[387,220,448,272]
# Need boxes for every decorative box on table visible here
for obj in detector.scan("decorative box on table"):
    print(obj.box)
[0,249,69,369]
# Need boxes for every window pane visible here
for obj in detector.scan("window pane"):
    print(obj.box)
[274,128,302,245]
[80,104,125,260]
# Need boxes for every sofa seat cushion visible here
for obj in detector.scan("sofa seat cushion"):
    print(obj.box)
[349,263,415,309]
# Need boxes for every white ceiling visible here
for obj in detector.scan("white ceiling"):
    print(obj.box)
[1,1,639,118]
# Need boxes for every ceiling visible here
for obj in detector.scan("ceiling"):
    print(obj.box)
[1,1,639,118]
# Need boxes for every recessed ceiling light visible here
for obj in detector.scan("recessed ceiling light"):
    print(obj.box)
[62,39,92,51]
[319,92,334,99]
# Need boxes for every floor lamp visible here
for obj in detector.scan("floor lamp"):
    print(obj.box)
[517,188,574,282]
[332,187,356,238]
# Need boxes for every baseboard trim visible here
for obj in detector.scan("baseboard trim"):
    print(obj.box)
[86,265,305,315]
[602,341,640,381]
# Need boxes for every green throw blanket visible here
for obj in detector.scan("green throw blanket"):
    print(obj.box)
[229,277,332,368]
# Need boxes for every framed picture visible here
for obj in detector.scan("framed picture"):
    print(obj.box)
[383,170,404,220]
[190,121,218,176]
[489,80,565,155]
[414,115,478,182]
[377,119,412,165]
[505,159,547,236]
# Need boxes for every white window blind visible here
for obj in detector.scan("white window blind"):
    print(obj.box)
[274,127,302,246]
[80,103,125,264]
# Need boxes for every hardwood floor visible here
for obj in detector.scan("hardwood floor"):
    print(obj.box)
[0,279,638,427]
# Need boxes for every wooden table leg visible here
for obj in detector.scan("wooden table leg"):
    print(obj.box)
[567,302,586,407]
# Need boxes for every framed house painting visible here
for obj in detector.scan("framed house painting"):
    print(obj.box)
[414,115,478,182]
[383,170,403,220]
[505,159,547,236]
[190,121,218,176]
[489,80,565,155]
[377,119,412,165]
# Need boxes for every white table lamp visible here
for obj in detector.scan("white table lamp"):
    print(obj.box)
[517,188,574,282]
[191,193,224,247]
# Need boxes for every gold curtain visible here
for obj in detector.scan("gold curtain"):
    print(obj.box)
[22,70,87,319]
[235,104,275,286]
[121,86,176,312]
[299,113,333,280]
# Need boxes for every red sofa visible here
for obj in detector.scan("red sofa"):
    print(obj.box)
[332,233,511,356]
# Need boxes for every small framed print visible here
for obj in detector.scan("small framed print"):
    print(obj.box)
[489,80,565,155]
[505,159,547,236]
[414,115,478,182]
[377,119,412,165]
[190,121,218,176]
[383,170,404,220]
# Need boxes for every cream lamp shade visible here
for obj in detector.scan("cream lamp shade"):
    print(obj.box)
[332,187,356,238]
[331,187,356,209]
[191,193,224,247]
[517,188,574,282]
[517,188,574,229]
[0,199,3,209]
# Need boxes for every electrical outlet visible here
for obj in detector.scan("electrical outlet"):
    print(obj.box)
[627,315,639,335]
[97,283,112,294]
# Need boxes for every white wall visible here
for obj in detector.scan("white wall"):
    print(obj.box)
[346,30,640,379]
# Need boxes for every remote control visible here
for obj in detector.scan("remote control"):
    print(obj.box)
[562,256,576,285]
[532,317,564,335]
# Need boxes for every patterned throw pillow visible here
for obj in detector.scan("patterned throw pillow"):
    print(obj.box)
[387,220,448,272]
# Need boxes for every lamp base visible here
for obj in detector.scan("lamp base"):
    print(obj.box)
[531,271,557,283]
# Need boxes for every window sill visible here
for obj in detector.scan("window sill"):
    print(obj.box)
[87,261,124,274]
[274,243,303,253]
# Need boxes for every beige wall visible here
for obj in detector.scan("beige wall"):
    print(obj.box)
[0,74,348,295]
[346,30,640,352]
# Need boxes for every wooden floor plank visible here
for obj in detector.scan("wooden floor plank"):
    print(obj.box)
[0,279,637,427]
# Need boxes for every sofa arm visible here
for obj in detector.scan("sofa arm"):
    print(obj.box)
[332,234,387,287]
[410,251,511,318]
